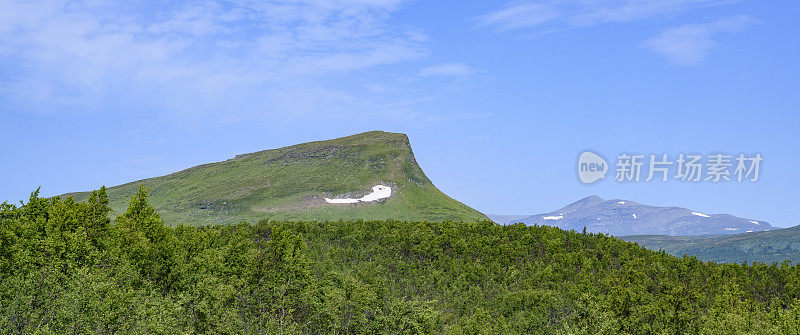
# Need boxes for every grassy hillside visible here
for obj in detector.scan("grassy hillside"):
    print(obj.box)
[63,131,487,224]
[622,225,800,264]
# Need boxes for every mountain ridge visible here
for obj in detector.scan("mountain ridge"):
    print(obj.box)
[63,131,488,224]
[622,225,800,263]
[490,195,772,236]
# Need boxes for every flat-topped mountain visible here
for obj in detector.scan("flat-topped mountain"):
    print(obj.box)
[63,131,488,224]
[490,196,772,236]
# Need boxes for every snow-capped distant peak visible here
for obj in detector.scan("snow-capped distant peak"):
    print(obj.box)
[492,197,773,236]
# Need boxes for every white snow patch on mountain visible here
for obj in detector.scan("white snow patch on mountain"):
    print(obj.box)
[725,227,738,231]
[692,212,710,218]
[325,198,360,204]
[618,201,626,204]
[543,215,564,220]
[325,185,391,204]
[749,220,759,225]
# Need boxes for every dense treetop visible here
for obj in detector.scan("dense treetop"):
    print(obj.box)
[1,187,799,333]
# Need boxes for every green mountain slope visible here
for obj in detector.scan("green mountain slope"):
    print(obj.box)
[622,225,800,263]
[63,131,487,224]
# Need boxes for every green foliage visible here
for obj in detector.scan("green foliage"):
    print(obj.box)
[623,226,800,264]
[2,187,800,333]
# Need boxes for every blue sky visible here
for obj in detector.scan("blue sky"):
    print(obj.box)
[1,0,798,227]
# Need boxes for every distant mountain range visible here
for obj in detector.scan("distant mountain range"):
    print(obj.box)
[488,195,772,236]
[63,131,487,225]
[54,131,798,264]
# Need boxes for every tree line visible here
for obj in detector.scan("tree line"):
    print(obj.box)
[1,187,799,333]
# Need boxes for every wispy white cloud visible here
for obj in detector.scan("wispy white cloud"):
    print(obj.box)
[476,3,560,31]
[641,15,751,65]
[418,63,476,77]
[476,0,737,32]
[0,0,433,121]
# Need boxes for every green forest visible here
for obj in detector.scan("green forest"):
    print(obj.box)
[2,187,800,334]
